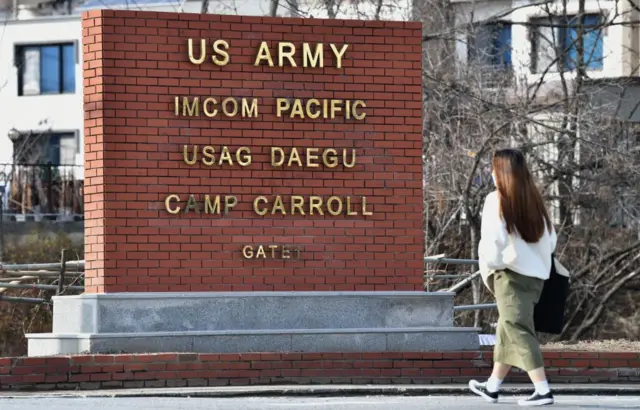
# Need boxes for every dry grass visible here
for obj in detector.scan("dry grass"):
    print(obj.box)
[541,339,640,352]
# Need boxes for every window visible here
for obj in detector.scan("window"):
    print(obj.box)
[12,131,78,165]
[531,14,603,73]
[15,43,76,96]
[468,22,512,68]
[45,133,78,165]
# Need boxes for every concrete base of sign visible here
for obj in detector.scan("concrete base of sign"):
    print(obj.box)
[26,292,480,356]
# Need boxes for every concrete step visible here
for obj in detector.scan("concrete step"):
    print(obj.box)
[52,291,457,334]
[27,326,480,356]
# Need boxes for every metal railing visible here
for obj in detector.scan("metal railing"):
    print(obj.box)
[0,252,85,304]
[424,254,497,312]
[0,163,84,221]
[3,254,493,308]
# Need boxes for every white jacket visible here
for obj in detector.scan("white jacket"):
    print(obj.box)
[478,191,557,293]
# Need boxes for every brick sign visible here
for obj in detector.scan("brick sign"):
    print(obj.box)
[82,10,423,293]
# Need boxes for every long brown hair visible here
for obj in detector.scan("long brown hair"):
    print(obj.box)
[492,148,553,243]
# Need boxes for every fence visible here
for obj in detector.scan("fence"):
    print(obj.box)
[424,255,497,312]
[0,163,84,221]
[0,251,85,304]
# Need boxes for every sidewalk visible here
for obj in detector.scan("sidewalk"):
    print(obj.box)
[2,384,639,398]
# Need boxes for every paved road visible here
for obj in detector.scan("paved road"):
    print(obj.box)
[1,395,639,409]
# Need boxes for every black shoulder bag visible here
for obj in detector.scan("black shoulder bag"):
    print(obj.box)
[533,255,570,334]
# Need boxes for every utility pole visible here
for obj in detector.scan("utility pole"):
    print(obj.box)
[200,0,209,13]
[270,0,279,16]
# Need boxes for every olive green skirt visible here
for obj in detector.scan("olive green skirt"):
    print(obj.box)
[493,269,545,372]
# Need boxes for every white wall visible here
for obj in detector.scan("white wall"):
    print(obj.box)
[186,0,412,19]
[185,0,272,15]
[77,1,185,13]
[0,16,84,179]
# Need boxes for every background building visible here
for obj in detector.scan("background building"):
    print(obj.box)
[0,0,268,221]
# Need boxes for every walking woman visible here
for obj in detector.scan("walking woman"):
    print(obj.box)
[469,149,557,407]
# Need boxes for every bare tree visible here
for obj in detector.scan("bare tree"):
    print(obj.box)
[260,0,640,339]
[415,0,640,340]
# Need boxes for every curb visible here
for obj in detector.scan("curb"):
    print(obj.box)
[2,384,640,399]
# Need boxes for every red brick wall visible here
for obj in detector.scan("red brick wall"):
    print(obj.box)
[2,351,639,391]
[82,10,423,293]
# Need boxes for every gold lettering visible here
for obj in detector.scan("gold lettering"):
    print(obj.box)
[276,98,290,118]
[330,99,341,119]
[185,195,199,214]
[362,196,373,216]
[291,196,305,215]
[271,147,284,167]
[165,195,369,219]
[203,97,217,117]
[343,149,356,168]
[309,196,324,215]
[330,44,349,69]
[306,99,321,119]
[254,196,268,215]
[274,98,365,120]
[212,39,230,66]
[242,99,258,117]
[178,97,258,118]
[290,99,304,118]
[306,148,319,168]
[254,41,274,66]
[242,245,254,259]
[346,196,357,216]
[242,244,300,259]
[182,97,199,116]
[303,43,323,68]
[278,42,296,67]
[165,194,180,214]
[222,97,238,117]
[183,145,198,165]
[272,195,287,215]
[322,148,338,168]
[188,38,206,65]
[202,145,215,166]
[237,147,252,166]
[353,100,366,120]
[219,146,233,166]
[287,148,302,167]
[327,196,343,216]
[224,196,237,214]
[204,195,221,214]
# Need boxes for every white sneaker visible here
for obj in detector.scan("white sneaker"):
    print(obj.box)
[518,391,554,406]
[468,379,499,403]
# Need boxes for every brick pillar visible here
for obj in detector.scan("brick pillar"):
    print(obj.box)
[82,10,424,294]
